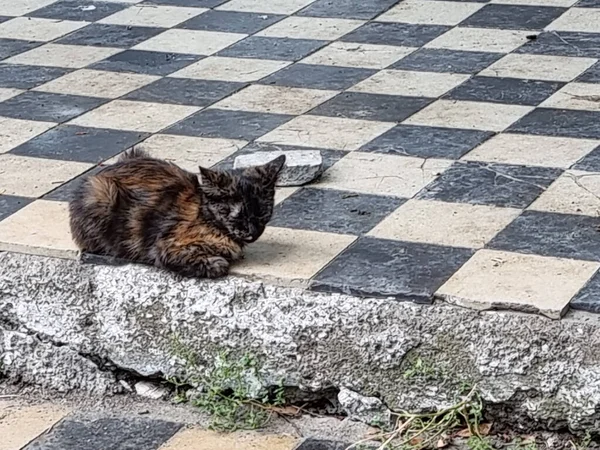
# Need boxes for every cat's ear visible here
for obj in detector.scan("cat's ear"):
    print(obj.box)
[247,155,286,186]
[198,166,230,196]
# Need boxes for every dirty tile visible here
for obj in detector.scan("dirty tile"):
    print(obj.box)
[488,209,600,261]
[159,427,299,450]
[570,271,600,313]
[340,22,451,47]
[361,124,493,159]
[573,145,600,171]
[10,125,149,163]
[125,77,246,106]
[0,91,107,123]
[404,99,533,131]
[528,170,600,215]
[0,402,70,450]
[446,76,564,106]
[146,0,226,5]
[546,7,600,33]
[217,0,315,14]
[508,108,600,139]
[541,82,600,111]
[0,87,22,102]
[436,249,599,319]
[311,236,474,302]
[0,64,71,89]
[0,0,58,16]
[5,44,122,69]
[426,27,532,53]
[0,154,92,197]
[0,195,33,221]
[43,166,100,202]
[390,48,502,74]
[516,31,600,58]
[350,70,469,97]
[27,0,128,21]
[213,84,338,115]
[460,4,566,30]
[300,42,415,69]
[378,0,484,25]
[91,50,200,75]
[165,108,292,140]
[578,61,600,83]
[35,69,159,98]
[417,160,561,208]
[257,17,364,40]
[178,10,284,33]
[317,152,452,197]
[465,133,599,168]
[70,100,199,132]
[232,227,356,283]
[258,115,395,151]
[0,117,56,154]
[217,36,326,61]
[482,54,596,83]
[0,17,87,42]
[0,39,42,61]
[309,92,433,122]
[23,417,182,450]
[369,199,521,248]
[57,23,164,48]
[134,29,246,55]
[271,187,406,235]
[296,0,398,19]
[172,56,288,82]
[259,63,375,90]
[100,5,205,27]
[491,0,576,4]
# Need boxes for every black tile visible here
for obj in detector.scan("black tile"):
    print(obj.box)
[123,78,246,107]
[0,195,33,221]
[164,108,292,140]
[0,92,106,123]
[340,22,451,47]
[309,92,433,122]
[10,125,149,163]
[295,439,352,450]
[487,210,600,262]
[390,48,502,74]
[0,16,10,24]
[297,0,399,20]
[27,0,128,21]
[416,161,562,208]
[572,145,600,172]
[445,76,564,106]
[570,272,600,313]
[360,124,493,159]
[141,0,228,6]
[23,417,182,450]
[271,187,405,235]
[0,39,41,61]
[178,10,284,33]
[460,4,566,30]
[56,24,165,48]
[576,0,600,6]
[508,108,600,140]
[89,50,201,76]
[577,61,600,83]
[217,37,327,61]
[311,237,474,302]
[44,166,102,202]
[516,31,600,58]
[0,64,70,89]
[259,63,376,90]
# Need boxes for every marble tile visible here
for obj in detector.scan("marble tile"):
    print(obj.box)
[508,108,600,139]
[528,170,600,215]
[390,48,502,74]
[56,23,164,48]
[572,145,600,171]
[90,50,201,76]
[0,117,56,154]
[0,0,58,15]
[0,64,70,89]
[311,236,474,302]
[541,82,600,111]
[5,44,121,69]
[480,54,597,82]
[145,0,226,5]
[217,0,315,14]
[578,61,600,83]
[259,63,376,90]
[516,31,600,58]
[217,36,326,61]
[0,17,87,42]
[350,70,469,97]
[178,10,284,34]
[171,56,289,82]
[460,4,567,30]
[417,160,562,208]
[296,0,398,19]
[100,5,206,27]
[490,0,576,5]
[546,7,600,33]
[340,22,451,47]
[0,195,34,221]
[426,27,533,53]
[300,42,415,69]
[570,271,600,313]
[437,249,599,319]
[134,29,246,55]
[257,17,364,40]
[27,0,128,21]
[378,0,484,26]
[0,39,41,61]
[43,166,101,202]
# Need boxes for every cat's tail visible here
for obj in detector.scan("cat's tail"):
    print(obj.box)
[119,147,150,162]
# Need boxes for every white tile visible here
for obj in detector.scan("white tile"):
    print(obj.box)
[0,17,87,42]
[213,85,338,115]
[170,57,290,82]
[0,88,23,103]
[301,42,415,69]
[257,17,364,40]
[426,27,533,53]
[369,199,521,248]
[541,82,600,111]
[350,69,469,97]
[317,153,452,197]
[133,29,246,55]
[217,0,315,14]
[529,170,600,216]
[0,118,55,154]
[479,54,597,82]
[0,0,57,15]
[378,0,484,26]
[100,5,206,27]
[258,115,395,151]
[436,249,600,319]
[4,44,122,69]
[70,100,199,132]
[491,0,577,5]
[465,133,599,168]
[546,8,600,33]
[404,100,533,132]
[34,69,159,98]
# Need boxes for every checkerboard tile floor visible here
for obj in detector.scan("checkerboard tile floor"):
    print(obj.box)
[2,0,600,318]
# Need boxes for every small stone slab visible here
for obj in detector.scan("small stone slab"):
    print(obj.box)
[234,150,324,186]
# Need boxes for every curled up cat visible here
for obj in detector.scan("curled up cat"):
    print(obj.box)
[69,148,286,278]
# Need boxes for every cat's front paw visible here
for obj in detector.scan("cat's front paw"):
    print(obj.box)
[206,256,230,278]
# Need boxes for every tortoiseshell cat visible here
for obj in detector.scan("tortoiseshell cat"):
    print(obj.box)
[69,149,285,278]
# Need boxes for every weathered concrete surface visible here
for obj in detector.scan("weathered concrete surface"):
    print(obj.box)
[2,251,600,431]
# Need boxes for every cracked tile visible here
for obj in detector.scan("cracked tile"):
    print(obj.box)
[300,42,415,69]
[378,0,484,25]
[134,29,246,55]
[508,108,600,139]
[547,7,600,33]
[426,27,532,53]
[257,17,363,40]
[541,82,600,111]
[528,170,600,215]
[171,56,289,82]
[5,44,122,69]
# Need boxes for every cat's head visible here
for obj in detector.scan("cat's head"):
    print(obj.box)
[198,155,286,244]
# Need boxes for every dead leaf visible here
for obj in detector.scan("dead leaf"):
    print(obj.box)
[409,437,424,445]
[456,428,472,438]
[479,423,493,436]
[437,438,449,448]
[269,405,300,416]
